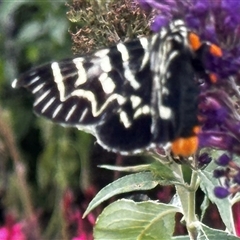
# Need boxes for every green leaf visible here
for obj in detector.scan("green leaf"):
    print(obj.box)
[172,223,240,240]
[198,223,240,240]
[100,159,184,185]
[150,161,183,184]
[200,195,210,221]
[199,168,234,233]
[98,164,152,172]
[17,21,44,43]
[172,225,240,240]
[94,199,179,240]
[47,17,69,45]
[171,236,190,240]
[83,172,158,217]
[0,0,29,25]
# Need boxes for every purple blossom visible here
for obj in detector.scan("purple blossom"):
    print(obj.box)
[198,152,212,167]
[137,0,240,198]
[215,154,231,166]
[151,16,169,32]
[212,156,240,198]
[214,186,230,199]
[213,169,226,178]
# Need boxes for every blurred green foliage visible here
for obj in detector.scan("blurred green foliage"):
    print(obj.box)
[0,1,149,238]
[0,1,97,238]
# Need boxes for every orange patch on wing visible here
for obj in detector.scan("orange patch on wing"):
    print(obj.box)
[209,73,218,83]
[188,32,201,51]
[209,44,223,57]
[193,126,201,134]
[171,136,199,157]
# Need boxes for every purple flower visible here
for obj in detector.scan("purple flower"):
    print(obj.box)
[137,0,240,198]
[215,154,231,166]
[198,152,212,167]
[151,16,169,32]
[213,169,226,178]
[213,155,240,198]
[214,186,230,199]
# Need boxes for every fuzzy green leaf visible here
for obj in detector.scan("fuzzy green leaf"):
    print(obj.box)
[199,168,233,233]
[83,172,158,217]
[94,199,179,240]
[198,223,240,240]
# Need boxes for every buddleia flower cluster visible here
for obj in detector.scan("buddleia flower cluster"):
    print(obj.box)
[137,0,240,200]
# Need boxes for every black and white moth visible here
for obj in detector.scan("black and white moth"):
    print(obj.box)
[13,19,210,155]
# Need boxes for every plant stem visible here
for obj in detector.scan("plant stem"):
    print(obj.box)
[0,110,34,217]
[0,107,41,239]
[188,171,199,223]
[176,168,200,240]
